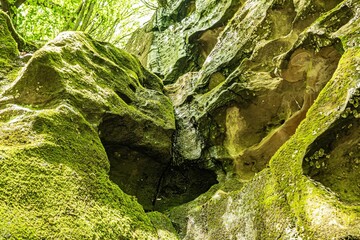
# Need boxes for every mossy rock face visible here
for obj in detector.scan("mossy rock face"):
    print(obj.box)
[168,45,360,240]
[134,0,242,83]
[164,0,346,175]
[2,0,360,238]
[144,0,360,239]
[0,31,177,239]
[147,211,179,240]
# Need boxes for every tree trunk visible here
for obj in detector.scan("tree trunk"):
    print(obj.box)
[0,0,11,15]
[79,0,96,31]
[1,9,36,51]
[72,0,88,31]
[14,0,27,8]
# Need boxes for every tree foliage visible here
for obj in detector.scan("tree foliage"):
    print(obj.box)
[0,0,156,47]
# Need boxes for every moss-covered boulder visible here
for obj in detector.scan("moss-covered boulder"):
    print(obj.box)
[0,31,176,239]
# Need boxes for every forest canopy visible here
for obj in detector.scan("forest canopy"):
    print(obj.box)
[0,0,157,47]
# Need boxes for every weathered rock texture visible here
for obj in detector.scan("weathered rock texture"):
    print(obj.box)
[0,30,177,239]
[1,0,360,239]
[128,0,360,238]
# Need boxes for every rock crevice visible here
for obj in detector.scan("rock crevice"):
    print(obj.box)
[1,0,360,239]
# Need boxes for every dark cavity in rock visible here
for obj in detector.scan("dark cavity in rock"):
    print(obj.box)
[102,143,217,211]
[99,115,218,211]
[152,164,218,212]
[303,92,360,205]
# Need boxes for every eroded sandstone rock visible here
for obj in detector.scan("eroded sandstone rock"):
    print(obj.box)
[129,0,360,238]
[128,0,242,83]
[2,0,360,238]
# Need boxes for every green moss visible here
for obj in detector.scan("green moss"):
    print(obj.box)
[267,47,360,238]
[167,177,244,238]
[3,31,174,132]
[0,31,176,239]
[0,10,19,79]
[147,211,179,239]
[302,91,360,205]
[0,104,158,239]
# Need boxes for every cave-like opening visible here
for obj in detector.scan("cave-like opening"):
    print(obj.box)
[99,115,218,212]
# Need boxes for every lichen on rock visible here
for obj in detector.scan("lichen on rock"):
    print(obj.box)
[2,0,360,239]
[127,0,360,238]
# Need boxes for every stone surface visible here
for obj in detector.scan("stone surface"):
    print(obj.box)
[2,0,360,239]
[128,0,241,83]
[163,0,345,176]
[127,0,360,239]
[168,46,360,239]
[0,30,177,239]
[147,211,179,240]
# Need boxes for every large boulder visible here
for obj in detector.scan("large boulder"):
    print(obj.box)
[0,31,177,239]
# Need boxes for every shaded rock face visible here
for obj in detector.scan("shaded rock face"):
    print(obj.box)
[303,88,360,205]
[140,0,242,83]
[153,164,218,211]
[1,0,360,239]
[146,0,346,178]
[128,0,360,239]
